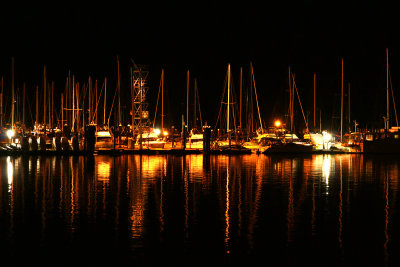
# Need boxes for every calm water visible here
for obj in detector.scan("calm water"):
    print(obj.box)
[1,154,400,266]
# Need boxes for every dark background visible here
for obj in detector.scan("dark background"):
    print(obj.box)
[1,1,399,132]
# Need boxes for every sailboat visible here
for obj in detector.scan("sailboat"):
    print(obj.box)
[263,68,313,153]
[213,64,251,154]
[188,78,204,149]
[362,48,400,153]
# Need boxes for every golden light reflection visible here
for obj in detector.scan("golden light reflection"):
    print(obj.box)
[189,155,204,182]
[7,156,13,192]
[338,158,343,253]
[97,161,111,182]
[5,153,400,262]
[384,169,389,266]
[184,156,189,238]
[225,164,230,254]
[141,156,165,178]
[323,155,331,187]
[287,160,294,244]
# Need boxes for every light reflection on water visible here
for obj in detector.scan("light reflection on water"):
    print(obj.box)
[1,154,400,266]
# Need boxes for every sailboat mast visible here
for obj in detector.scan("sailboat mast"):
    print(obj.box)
[11,57,15,130]
[250,62,263,132]
[72,75,75,131]
[104,77,107,126]
[131,68,134,131]
[61,93,64,131]
[314,73,316,130]
[288,67,293,132]
[51,81,54,129]
[161,68,164,133]
[95,79,98,125]
[341,58,344,142]
[194,78,197,129]
[89,76,92,124]
[386,48,389,130]
[0,77,3,128]
[22,83,25,127]
[348,83,351,133]
[186,70,189,129]
[36,85,39,129]
[117,57,121,126]
[227,64,231,145]
[43,66,46,127]
[240,67,243,130]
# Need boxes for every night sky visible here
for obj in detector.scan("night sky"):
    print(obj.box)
[1,1,399,132]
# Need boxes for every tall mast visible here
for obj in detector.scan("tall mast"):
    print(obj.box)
[51,81,54,129]
[386,48,389,130]
[72,75,75,131]
[104,77,107,126]
[76,82,80,131]
[288,66,292,132]
[194,78,197,129]
[1,76,3,128]
[341,58,344,142]
[117,57,121,126]
[239,67,243,130]
[22,83,25,127]
[36,85,39,129]
[43,66,46,127]
[61,93,64,131]
[227,64,231,145]
[250,62,263,132]
[130,68,134,131]
[161,68,164,133]
[348,83,351,133]
[11,57,15,129]
[95,79,98,125]
[186,69,189,129]
[313,73,316,130]
[89,76,92,124]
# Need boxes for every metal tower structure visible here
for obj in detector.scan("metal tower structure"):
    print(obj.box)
[131,64,150,133]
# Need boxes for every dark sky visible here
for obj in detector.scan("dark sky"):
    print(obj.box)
[1,1,399,131]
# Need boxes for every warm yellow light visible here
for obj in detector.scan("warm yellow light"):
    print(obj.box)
[153,128,161,135]
[323,131,332,142]
[6,129,15,139]
[163,131,169,136]
[96,130,111,137]
[274,120,281,127]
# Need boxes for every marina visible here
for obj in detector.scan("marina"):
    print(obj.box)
[1,53,400,157]
[3,2,400,266]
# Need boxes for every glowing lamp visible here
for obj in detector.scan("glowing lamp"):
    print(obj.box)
[274,120,281,127]
[322,131,332,142]
[163,131,169,136]
[153,128,161,135]
[6,129,15,139]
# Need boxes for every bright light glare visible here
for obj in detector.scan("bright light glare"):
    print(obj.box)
[153,128,161,135]
[274,120,281,127]
[7,156,13,191]
[163,131,169,136]
[96,131,111,137]
[322,131,332,142]
[7,129,15,139]
[323,155,331,185]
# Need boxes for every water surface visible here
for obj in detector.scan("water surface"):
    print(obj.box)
[1,154,400,266]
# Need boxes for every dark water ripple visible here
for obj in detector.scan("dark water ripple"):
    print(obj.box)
[1,154,400,266]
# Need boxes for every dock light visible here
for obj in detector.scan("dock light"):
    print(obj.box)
[163,131,169,136]
[154,128,161,135]
[274,120,281,127]
[322,131,332,142]
[6,129,15,139]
